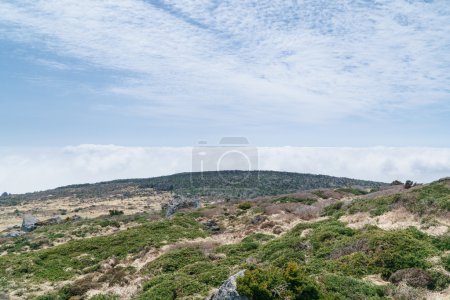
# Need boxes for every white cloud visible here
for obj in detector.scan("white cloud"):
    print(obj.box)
[1,145,450,194]
[0,0,449,124]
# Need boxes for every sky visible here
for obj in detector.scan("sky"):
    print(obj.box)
[0,1,450,192]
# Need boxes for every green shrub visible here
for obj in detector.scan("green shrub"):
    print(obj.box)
[143,247,205,275]
[312,190,329,199]
[109,210,124,216]
[335,188,368,195]
[444,254,450,272]
[237,202,252,210]
[236,262,320,300]
[322,202,344,217]
[0,215,207,282]
[428,271,450,291]
[140,273,208,299]
[318,274,387,299]
[347,195,396,216]
[272,196,316,205]
[414,183,450,212]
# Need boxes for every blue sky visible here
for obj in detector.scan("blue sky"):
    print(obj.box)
[0,1,450,192]
[0,0,449,147]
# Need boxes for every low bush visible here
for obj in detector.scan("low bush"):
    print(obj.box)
[237,202,252,210]
[335,188,368,195]
[272,196,316,205]
[318,274,387,299]
[109,210,124,216]
[236,262,320,300]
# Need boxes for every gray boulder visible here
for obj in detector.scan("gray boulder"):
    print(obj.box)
[6,231,22,238]
[207,270,248,300]
[164,195,200,217]
[21,214,39,232]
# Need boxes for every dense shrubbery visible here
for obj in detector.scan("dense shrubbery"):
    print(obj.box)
[237,262,320,300]
[0,214,207,282]
[318,274,387,299]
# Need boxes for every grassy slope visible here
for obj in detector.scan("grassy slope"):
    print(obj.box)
[1,180,449,300]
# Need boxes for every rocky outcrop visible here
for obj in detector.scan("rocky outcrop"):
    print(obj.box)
[4,231,21,238]
[207,270,248,300]
[21,214,38,232]
[163,195,200,217]
[203,219,221,234]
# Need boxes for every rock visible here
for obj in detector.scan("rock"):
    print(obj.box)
[21,214,39,232]
[250,215,266,225]
[300,228,313,238]
[71,215,82,221]
[163,195,200,217]
[272,226,283,235]
[47,215,63,225]
[5,231,22,238]
[404,180,414,189]
[207,270,248,300]
[203,219,221,233]
[389,268,432,288]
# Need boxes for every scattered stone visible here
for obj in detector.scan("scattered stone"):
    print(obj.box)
[208,253,226,261]
[203,219,221,234]
[207,270,248,300]
[300,228,313,238]
[250,215,266,225]
[71,215,82,221]
[5,231,22,238]
[260,220,276,229]
[272,226,283,235]
[21,214,38,232]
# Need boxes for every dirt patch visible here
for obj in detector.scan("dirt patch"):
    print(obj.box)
[363,274,390,286]
[340,208,449,236]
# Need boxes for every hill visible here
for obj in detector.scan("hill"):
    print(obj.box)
[0,171,385,206]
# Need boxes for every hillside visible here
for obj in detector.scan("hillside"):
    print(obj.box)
[0,171,385,206]
[0,176,448,300]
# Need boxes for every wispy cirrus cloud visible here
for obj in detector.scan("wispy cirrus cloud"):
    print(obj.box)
[0,0,449,125]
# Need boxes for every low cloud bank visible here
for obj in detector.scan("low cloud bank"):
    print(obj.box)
[1,145,450,193]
